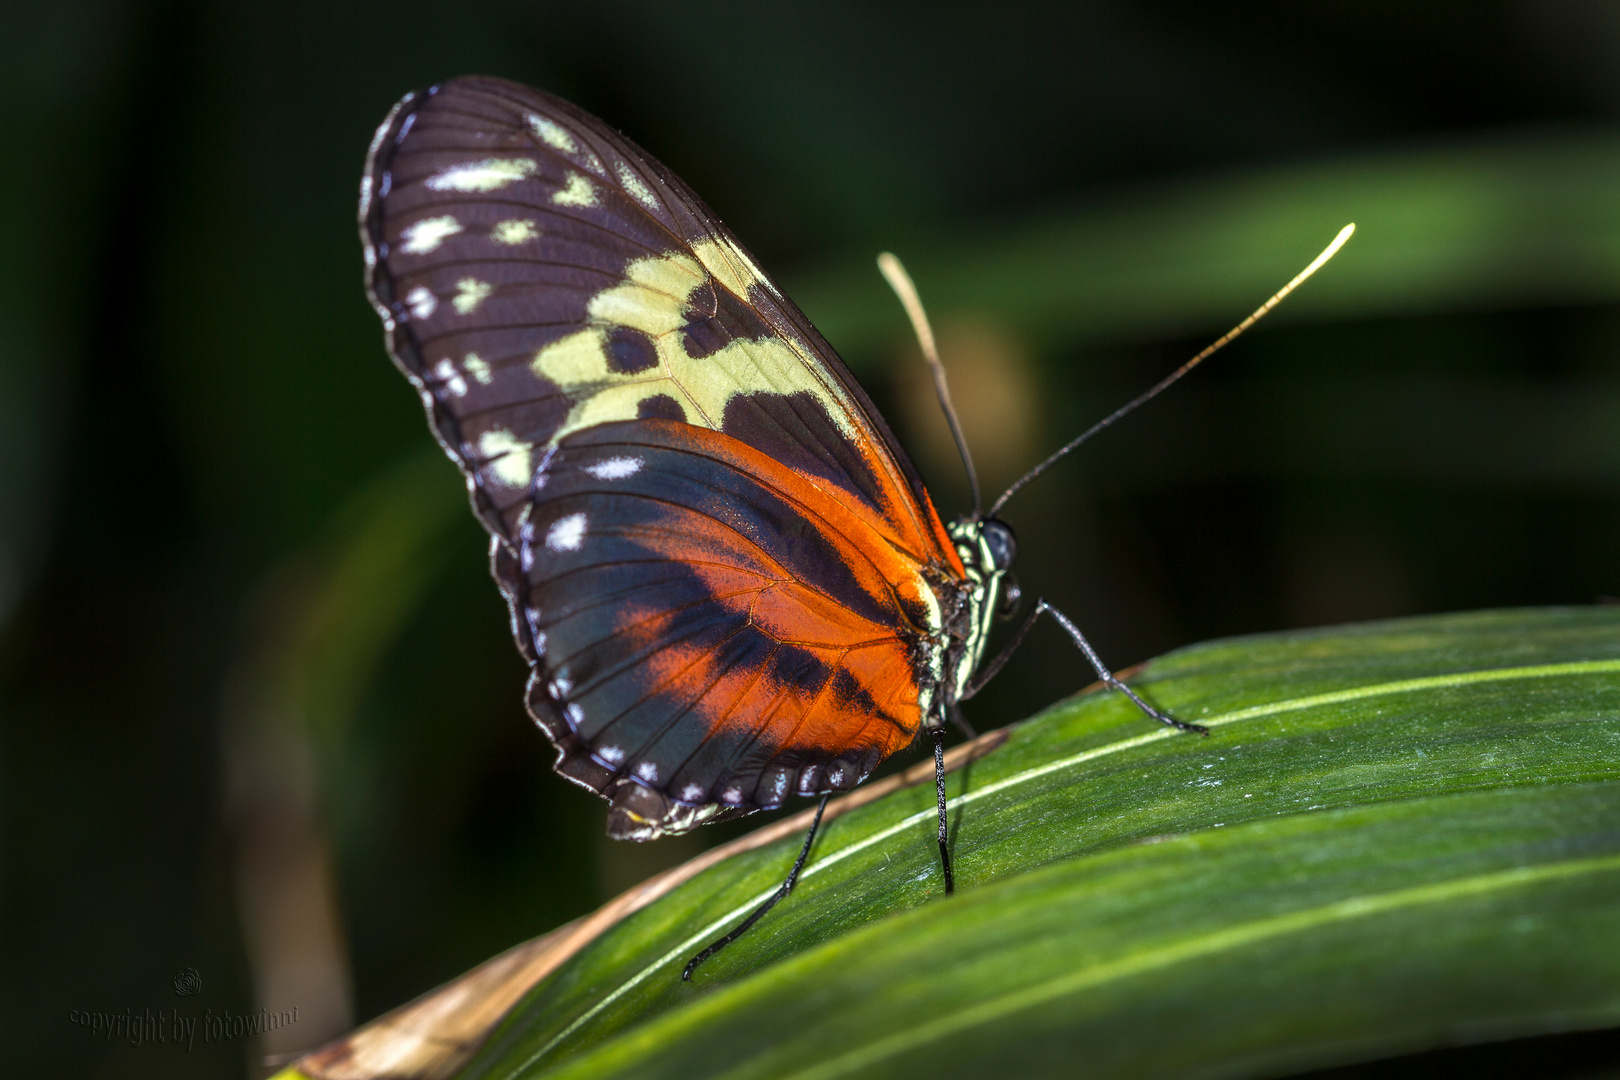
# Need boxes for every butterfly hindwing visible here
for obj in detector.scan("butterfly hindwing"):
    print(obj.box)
[499,420,929,835]
[361,76,966,834]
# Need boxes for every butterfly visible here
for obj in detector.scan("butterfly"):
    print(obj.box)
[359,75,1351,978]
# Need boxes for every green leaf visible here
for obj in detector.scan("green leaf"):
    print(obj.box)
[453,606,1620,1080]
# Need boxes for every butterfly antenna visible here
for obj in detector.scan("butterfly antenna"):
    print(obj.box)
[989,223,1356,518]
[879,252,983,518]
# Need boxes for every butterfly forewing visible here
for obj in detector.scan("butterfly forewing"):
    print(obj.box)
[361,76,966,835]
[363,77,948,555]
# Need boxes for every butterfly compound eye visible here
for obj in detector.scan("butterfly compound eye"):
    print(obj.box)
[982,519,1016,571]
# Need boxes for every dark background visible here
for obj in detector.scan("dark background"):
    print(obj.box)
[4,2,1618,1077]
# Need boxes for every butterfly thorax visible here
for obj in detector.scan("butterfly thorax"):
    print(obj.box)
[935,517,1018,725]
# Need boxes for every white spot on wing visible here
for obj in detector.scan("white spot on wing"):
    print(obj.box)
[452,277,493,314]
[477,429,532,489]
[680,784,704,802]
[615,162,658,210]
[545,512,587,552]
[432,359,468,397]
[598,745,624,764]
[566,702,584,727]
[425,158,539,192]
[399,215,462,254]
[584,456,642,480]
[462,353,493,385]
[552,172,596,207]
[635,761,659,783]
[532,445,557,491]
[405,286,437,319]
[721,786,744,804]
[526,113,576,152]
[491,219,538,245]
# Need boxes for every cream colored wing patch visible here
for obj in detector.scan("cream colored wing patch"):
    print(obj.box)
[692,237,780,300]
[505,249,856,484]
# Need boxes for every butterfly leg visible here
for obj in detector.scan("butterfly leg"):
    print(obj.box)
[933,727,956,895]
[1041,603,1207,734]
[963,601,1207,735]
[683,792,832,981]
[948,703,978,740]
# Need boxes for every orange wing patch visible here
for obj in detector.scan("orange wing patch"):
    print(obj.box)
[502,420,946,825]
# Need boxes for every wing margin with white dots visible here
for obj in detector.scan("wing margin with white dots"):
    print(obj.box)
[493,418,929,827]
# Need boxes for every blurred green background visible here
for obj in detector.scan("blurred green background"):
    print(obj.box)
[3,2,1619,1077]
